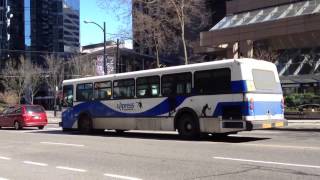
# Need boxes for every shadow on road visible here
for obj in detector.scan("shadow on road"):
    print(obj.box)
[271,128,320,132]
[27,130,270,143]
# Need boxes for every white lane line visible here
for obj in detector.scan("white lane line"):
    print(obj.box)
[0,156,11,160]
[45,128,62,130]
[56,166,87,172]
[0,177,9,180]
[104,173,143,180]
[214,157,320,169]
[40,142,84,147]
[242,143,320,150]
[23,161,48,167]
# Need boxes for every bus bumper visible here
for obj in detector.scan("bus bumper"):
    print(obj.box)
[246,119,288,131]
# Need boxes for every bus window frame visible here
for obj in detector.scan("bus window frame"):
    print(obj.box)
[194,68,232,95]
[113,78,136,99]
[76,83,94,102]
[161,72,192,97]
[94,81,112,100]
[136,76,160,98]
[62,85,74,107]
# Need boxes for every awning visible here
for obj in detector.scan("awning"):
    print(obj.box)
[211,0,320,31]
[201,0,320,47]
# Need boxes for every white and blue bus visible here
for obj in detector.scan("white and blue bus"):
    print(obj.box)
[60,58,287,138]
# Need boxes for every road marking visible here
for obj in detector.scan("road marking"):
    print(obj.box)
[40,142,84,147]
[241,143,320,150]
[0,156,11,160]
[0,177,9,180]
[23,161,48,167]
[104,173,143,180]
[56,166,87,172]
[214,157,320,169]
[45,128,62,130]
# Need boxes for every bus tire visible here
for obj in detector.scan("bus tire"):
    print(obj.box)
[78,114,92,134]
[177,114,200,139]
[62,128,72,132]
[115,129,126,134]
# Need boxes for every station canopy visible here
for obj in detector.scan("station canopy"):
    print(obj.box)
[210,0,320,31]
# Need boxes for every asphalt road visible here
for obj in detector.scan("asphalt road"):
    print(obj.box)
[0,124,320,180]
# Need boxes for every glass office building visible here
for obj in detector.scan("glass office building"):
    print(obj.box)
[0,0,80,64]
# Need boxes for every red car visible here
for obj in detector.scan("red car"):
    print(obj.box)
[0,105,48,130]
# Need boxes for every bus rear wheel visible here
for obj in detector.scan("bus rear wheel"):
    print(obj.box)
[177,114,200,139]
[78,115,92,134]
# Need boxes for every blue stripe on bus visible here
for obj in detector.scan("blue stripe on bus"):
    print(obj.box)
[62,96,189,128]
[212,101,283,117]
[231,81,283,93]
[231,80,247,93]
[62,98,283,128]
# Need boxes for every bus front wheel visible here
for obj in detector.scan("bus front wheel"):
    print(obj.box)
[177,114,200,139]
[78,115,92,134]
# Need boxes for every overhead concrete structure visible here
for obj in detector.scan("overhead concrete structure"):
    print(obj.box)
[201,0,320,59]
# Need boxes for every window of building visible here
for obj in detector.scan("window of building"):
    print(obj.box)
[194,68,231,94]
[76,83,93,101]
[113,79,135,99]
[136,76,160,98]
[94,81,112,100]
[162,73,192,96]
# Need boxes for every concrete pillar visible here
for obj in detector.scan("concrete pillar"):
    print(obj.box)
[227,42,240,59]
[239,40,254,58]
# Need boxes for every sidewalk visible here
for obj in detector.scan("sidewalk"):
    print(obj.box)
[46,111,61,124]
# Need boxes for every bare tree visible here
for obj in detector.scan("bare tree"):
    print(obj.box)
[133,7,177,67]
[44,55,65,114]
[24,61,44,104]
[2,57,28,104]
[68,55,96,78]
[98,0,208,65]
[1,56,44,104]
[254,47,279,63]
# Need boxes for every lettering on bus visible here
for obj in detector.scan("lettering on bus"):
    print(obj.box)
[117,101,143,111]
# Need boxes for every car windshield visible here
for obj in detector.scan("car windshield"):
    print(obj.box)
[25,106,45,113]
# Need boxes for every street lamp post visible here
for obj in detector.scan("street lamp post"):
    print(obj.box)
[84,20,106,74]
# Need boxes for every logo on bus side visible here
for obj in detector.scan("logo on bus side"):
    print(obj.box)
[117,101,143,111]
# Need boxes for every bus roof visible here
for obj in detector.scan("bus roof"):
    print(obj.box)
[62,58,275,85]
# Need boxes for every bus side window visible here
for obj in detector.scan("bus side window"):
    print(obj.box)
[76,83,93,101]
[136,76,160,98]
[63,85,73,107]
[113,79,135,99]
[94,81,112,100]
[161,72,192,96]
[194,68,231,94]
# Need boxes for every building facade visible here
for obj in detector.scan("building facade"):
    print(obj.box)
[200,0,320,101]
[0,0,80,65]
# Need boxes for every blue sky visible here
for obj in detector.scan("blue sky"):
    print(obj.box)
[80,1,130,46]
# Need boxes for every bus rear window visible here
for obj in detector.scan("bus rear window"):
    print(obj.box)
[252,69,277,90]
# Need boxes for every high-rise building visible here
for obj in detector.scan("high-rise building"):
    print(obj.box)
[0,0,80,64]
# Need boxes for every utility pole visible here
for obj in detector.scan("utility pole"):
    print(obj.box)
[116,39,120,73]
[84,20,107,75]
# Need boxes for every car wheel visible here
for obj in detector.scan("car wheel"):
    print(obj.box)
[177,114,200,139]
[38,126,44,130]
[14,121,22,130]
[78,115,92,134]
